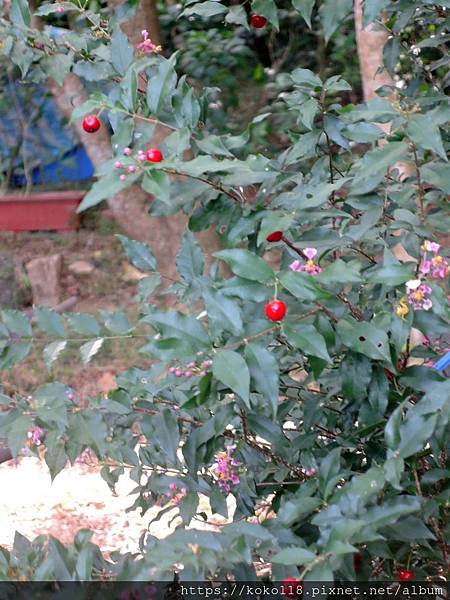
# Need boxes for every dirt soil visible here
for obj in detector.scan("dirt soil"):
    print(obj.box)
[0,219,226,556]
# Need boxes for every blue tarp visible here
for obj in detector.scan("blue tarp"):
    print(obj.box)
[0,80,94,188]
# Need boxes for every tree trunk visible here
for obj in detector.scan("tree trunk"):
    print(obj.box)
[354,0,393,104]
[45,0,222,286]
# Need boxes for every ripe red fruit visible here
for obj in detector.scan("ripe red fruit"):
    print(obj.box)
[281,578,303,599]
[266,231,283,242]
[82,115,101,133]
[146,148,163,163]
[250,14,267,28]
[265,299,287,322]
[398,570,415,582]
[353,552,362,572]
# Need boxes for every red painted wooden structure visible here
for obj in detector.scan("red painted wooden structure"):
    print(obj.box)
[0,191,84,231]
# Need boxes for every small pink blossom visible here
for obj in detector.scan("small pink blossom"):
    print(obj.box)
[406,279,433,311]
[123,147,132,156]
[114,160,122,169]
[119,174,127,181]
[136,30,162,55]
[211,445,241,493]
[127,165,137,173]
[422,240,440,254]
[27,425,45,446]
[290,247,322,276]
[304,247,317,260]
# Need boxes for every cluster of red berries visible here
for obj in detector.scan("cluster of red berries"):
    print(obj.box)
[168,359,213,378]
[264,230,287,322]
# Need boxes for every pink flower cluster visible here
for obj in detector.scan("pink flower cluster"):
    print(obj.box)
[165,482,187,506]
[27,425,45,446]
[290,248,322,276]
[114,150,139,182]
[303,467,316,477]
[136,30,162,55]
[211,445,241,493]
[169,359,212,378]
[420,240,448,279]
[405,279,432,311]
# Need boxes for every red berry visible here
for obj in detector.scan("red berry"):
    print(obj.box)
[250,14,267,28]
[398,570,415,582]
[266,231,283,242]
[265,299,287,322]
[353,552,362,572]
[281,578,303,599]
[146,148,163,163]
[82,115,101,133]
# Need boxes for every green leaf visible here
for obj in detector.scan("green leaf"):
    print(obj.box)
[66,313,100,336]
[316,259,362,284]
[183,1,227,17]
[41,53,74,86]
[10,0,31,27]
[351,142,409,194]
[283,323,331,362]
[34,307,65,337]
[397,412,438,459]
[80,338,104,365]
[408,114,448,161]
[177,230,205,283]
[291,0,315,27]
[142,171,171,204]
[152,409,180,465]
[337,319,392,363]
[43,341,67,370]
[291,68,322,89]
[203,288,243,336]
[77,172,139,212]
[179,493,199,525]
[279,271,333,301]
[363,0,390,26]
[213,350,250,407]
[319,447,341,499]
[117,234,157,271]
[383,37,400,76]
[99,310,131,334]
[138,274,162,301]
[1,310,31,337]
[214,249,274,282]
[272,547,316,565]
[421,162,450,194]
[142,311,210,352]
[111,26,133,76]
[146,54,178,115]
[319,0,352,43]
[0,341,32,369]
[245,343,279,417]
[368,263,414,286]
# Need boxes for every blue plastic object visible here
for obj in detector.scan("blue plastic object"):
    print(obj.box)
[434,350,450,373]
[0,80,94,187]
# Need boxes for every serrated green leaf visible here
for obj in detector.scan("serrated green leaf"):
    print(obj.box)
[67,313,100,336]
[43,341,67,370]
[2,310,31,337]
[34,307,65,337]
[80,338,104,365]
[117,234,157,271]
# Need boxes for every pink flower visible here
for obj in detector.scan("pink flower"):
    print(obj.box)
[127,165,137,173]
[422,240,440,254]
[304,247,317,260]
[114,160,122,169]
[136,30,162,54]
[119,174,127,181]
[406,279,433,311]
[123,147,132,156]
[27,426,44,446]
[289,247,322,276]
[211,445,241,493]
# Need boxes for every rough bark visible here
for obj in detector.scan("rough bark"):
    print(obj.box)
[354,0,393,104]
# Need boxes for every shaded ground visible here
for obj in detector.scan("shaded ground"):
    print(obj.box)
[0,212,150,401]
